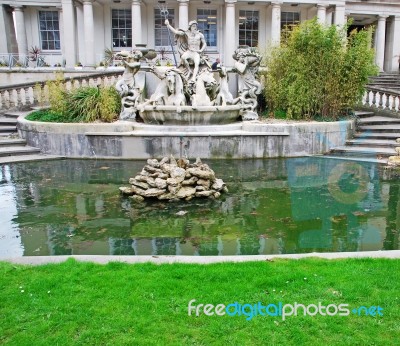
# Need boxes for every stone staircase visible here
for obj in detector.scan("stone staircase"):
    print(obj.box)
[368,73,400,92]
[0,111,60,164]
[328,110,399,163]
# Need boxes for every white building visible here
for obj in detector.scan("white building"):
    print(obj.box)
[0,0,399,71]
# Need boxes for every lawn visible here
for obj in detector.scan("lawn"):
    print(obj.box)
[1,258,399,345]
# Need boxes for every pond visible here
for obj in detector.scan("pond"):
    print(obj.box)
[0,158,398,257]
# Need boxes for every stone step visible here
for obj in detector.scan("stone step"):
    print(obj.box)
[0,126,17,133]
[357,116,400,125]
[353,132,400,140]
[0,154,62,164]
[0,146,41,157]
[2,111,30,119]
[0,132,15,137]
[0,117,18,125]
[331,145,396,157]
[358,124,400,132]
[0,139,26,147]
[354,111,375,118]
[346,139,398,147]
[322,155,388,165]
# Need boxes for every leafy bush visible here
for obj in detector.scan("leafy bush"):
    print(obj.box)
[28,74,121,123]
[263,19,378,120]
[46,73,68,115]
[66,87,121,122]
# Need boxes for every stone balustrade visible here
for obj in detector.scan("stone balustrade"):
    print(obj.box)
[0,70,123,112]
[362,86,400,113]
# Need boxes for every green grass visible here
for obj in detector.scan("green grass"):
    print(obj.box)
[1,258,399,345]
[25,110,74,123]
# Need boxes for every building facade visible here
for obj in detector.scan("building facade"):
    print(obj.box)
[0,0,399,71]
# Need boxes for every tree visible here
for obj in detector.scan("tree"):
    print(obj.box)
[263,19,378,119]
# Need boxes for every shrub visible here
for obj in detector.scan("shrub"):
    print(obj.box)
[27,70,121,123]
[263,19,378,120]
[46,73,68,115]
[26,110,74,123]
[66,86,120,122]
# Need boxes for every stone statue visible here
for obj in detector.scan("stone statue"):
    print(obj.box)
[115,50,144,120]
[139,66,186,110]
[114,40,264,123]
[164,19,209,83]
[232,47,262,120]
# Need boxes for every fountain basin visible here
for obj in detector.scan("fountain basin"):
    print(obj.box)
[139,105,242,125]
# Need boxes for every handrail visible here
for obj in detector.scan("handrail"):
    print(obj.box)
[0,70,124,111]
[362,85,400,113]
[0,70,123,92]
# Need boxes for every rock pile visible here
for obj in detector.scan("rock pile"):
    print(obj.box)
[388,138,400,167]
[119,156,228,202]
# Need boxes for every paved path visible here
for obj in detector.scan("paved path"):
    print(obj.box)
[3,251,400,265]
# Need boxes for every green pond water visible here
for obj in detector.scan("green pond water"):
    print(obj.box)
[0,158,398,257]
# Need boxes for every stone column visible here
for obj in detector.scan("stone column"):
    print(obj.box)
[375,15,388,72]
[386,16,400,72]
[0,5,9,54]
[132,0,142,47]
[224,0,236,66]
[316,4,327,24]
[62,0,77,67]
[13,6,28,57]
[178,0,189,30]
[334,5,346,26]
[326,10,333,26]
[271,1,281,46]
[83,0,95,66]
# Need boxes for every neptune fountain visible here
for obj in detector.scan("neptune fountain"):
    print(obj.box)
[114,19,262,125]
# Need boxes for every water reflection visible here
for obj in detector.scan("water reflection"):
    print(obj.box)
[0,158,398,257]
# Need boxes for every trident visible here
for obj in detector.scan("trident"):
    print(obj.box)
[158,5,178,66]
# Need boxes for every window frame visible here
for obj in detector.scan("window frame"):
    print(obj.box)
[111,8,133,50]
[238,9,259,48]
[38,10,61,52]
[154,8,175,49]
[197,8,218,50]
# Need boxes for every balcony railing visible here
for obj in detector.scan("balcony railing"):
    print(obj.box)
[0,53,66,69]
[362,86,400,113]
[0,70,123,112]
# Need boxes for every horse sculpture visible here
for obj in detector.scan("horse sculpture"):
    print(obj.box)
[140,67,186,111]
[191,70,217,107]
[214,67,234,106]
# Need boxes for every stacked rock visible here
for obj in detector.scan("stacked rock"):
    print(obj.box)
[388,138,400,166]
[119,156,228,202]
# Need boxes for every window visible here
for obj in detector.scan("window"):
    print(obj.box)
[197,9,217,48]
[38,11,60,50]
[281,12,300,30]
[112,9,132,48]
[155,8,175,47]
[238,10,259,47]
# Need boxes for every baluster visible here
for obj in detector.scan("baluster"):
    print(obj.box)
[381,93,386,109]
[362,91,367,105]
[395,96,400,112]
[65,80,70,91]
[9,89,16,108]
[0,90,5,109]
[24,87,31,106]
[43,84,49,105]
[16,87,23,107]
[385,93,390,110]
[371,91,377,108]
[377,92,383,109]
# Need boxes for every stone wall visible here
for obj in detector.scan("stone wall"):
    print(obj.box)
[18,117,354,159]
